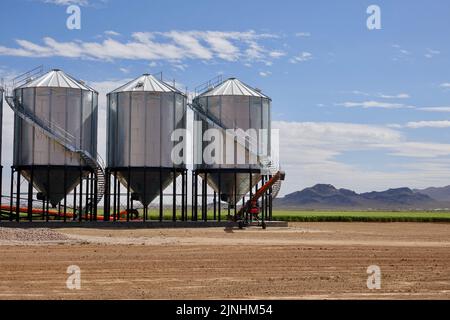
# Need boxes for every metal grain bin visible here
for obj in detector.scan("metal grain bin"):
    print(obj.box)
[106,74,187,207]
[193,78,271,205]
[7,69,98,207]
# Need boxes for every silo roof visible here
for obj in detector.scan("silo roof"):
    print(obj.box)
[17,69,96,92]
[199,78,270,99]
[109,74,183,94]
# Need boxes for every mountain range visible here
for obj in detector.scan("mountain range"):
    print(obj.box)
[274,184,450,210]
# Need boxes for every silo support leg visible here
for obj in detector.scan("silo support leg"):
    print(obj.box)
[113,172,117,222]
[79,169,83,222]
[218,172,221,222]
[73,185,77,221]
[172,169,176,222]
[117,179,121,221]
[126,167,130,222]
[213,191,216,221]
[9,167,14,221]
[159,168,163,222]
[63,167,67,222]
[103,169,110,222]
[28,167,34,222]
[16,168,21,222]
[143,168,147,222]
[181,170,185,221]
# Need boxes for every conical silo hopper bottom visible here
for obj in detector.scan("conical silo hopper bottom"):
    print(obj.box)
[198,170,261,206]
[114,168,178,207]
[20,166,91,208]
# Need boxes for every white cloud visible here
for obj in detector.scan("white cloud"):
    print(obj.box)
[388,142,450,158]
[391,44,413,62]
[272,121,450,194]
[347,90,410,99]
[392,44,411,55]
[337,100,413,109]
[427,49,440,54]
[378,93,410,99]
[440,83,450,88]
[41,0,106,6]
[418,106,450,112]
[349,91,410,99]
[42,0,90,5]
[350,90,370,96]
[119,67,129,73]
[289,52,312,64]
[295,32,311,37]
[268,50,286,58]
[173,63,188,71]
[0,30,280,65]
[104,30,120,37]
[425,48,440,59]
[259,71,272,77]
[393,120,450,129]
[163,31,213,60]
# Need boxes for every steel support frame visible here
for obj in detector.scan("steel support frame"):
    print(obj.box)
[191,168,273,223]
[104,167,188,222]
[7,165,94,222]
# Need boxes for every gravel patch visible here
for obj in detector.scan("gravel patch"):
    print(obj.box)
[0,227,69,242]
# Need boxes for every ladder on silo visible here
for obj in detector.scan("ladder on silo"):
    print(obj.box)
[5,96,106,215]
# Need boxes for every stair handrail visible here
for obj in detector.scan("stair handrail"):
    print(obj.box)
[5,96,106,207]
[188,99,283,198]
[189,99,278,172]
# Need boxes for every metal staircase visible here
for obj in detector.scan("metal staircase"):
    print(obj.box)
[188,98,283,199]
[5,96,106,212]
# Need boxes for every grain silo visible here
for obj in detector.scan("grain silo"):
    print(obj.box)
[5,69,103,221]
[105,74,188,221]
[191,77,280,222]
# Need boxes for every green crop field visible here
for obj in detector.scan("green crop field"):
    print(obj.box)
[271,210,450,222]
[3,208,450,223]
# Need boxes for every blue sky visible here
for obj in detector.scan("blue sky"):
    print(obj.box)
[1,0,450,195]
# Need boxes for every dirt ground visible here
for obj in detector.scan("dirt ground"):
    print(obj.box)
[0,222,449,299]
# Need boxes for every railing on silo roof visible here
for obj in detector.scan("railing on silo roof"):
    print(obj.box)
[11,65,44,88]
[194,75,223,97]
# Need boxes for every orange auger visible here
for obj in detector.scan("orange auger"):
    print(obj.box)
[235,171,285,227]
